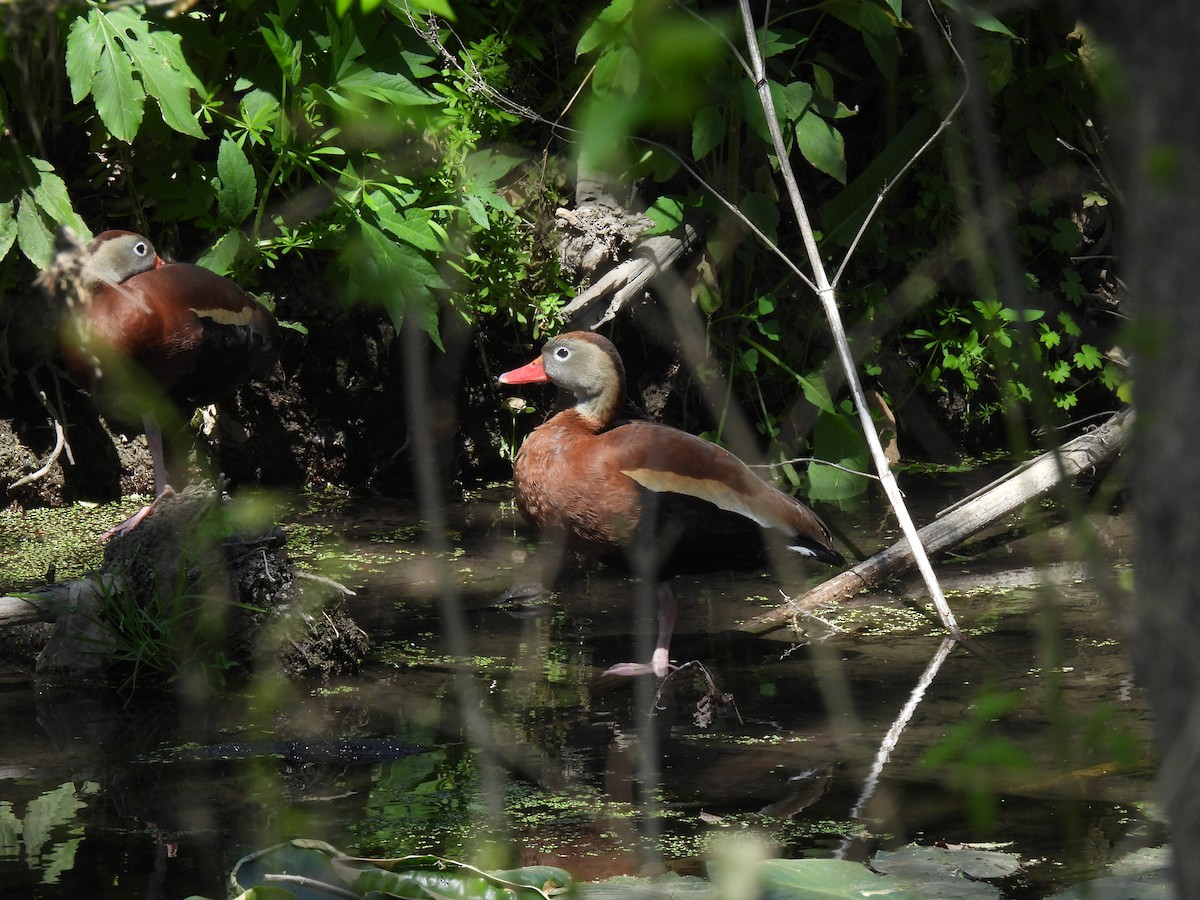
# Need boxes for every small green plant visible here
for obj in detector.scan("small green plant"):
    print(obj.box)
[84,561,263,693]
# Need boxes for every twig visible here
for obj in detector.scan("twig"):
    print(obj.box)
[736,0,960,638]
[10,375,73,492]
[748,456,882,483]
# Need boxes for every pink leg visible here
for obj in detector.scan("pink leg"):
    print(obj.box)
[603,581,678,678]
[98,416,174,542]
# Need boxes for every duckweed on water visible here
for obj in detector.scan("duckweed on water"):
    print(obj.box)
[0,499,146,590]
[377,640,513,672]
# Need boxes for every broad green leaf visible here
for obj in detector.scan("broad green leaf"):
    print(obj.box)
[576,0,634,57]
[643,196,684,235]
[463,149,524,189]
[821,107,939,245]
[711,857,918,899]
[1073,344,1103,371]
[215,136,257,226]
[858,0,900,84]
[15,194,54,269]
[692,105,725,161]
[337,67,440,106]
[89,15,146,142]
[372,203,442,252]
[594,44,641,96]
[122,27,205,137]
[795,111,846,183]
[259,16,300,83]
[400,0,456,20]
[937,0,1017,37]
[807,409,869,502]
[345,221,446,349]
[28,164,88,237]
[195,230,251,276]
[461,193,490,230]
[65,12,105,102]
[0,201,17,262]
[65,6,202,142]
[777,80,815,122]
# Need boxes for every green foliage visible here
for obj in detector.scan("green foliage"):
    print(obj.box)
[87,562,258,693]
[0,0,1120,470]
[1,0,567,346]
[65,5,205,141]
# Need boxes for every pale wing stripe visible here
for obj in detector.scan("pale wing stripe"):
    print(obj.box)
[191,306,256,326]
[621,467,790,531]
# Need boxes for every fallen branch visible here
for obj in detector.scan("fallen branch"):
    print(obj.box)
[559,225,700,328]
[738,409,1133,635]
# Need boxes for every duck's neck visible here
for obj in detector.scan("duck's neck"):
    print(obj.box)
[573,389,620,431]
[573,359,625,431]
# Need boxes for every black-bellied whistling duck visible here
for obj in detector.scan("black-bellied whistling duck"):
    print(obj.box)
[53,229,279,540]
[498,331,844,677]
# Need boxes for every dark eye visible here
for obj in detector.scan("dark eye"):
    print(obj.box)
[554,346,570,360]
[133,241,148,256]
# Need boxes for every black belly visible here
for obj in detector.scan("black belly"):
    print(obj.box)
[597,487,773,579]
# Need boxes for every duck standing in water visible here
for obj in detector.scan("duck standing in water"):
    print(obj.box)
[498,331,844,677]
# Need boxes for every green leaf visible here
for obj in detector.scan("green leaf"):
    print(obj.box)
[807,410,870,502]
[336,66,440,107]
[1039,326,1061,349]
[858,0,900,84]
[1073,344,1103,371]
[644,196,684,236]
[594,44,641,96]
[371,201,443,252]
[1055,391,1078,410]
[15,193,54,268]
[711,858,918,899]
[65,6,203,142]
[795,111,847,183]
[0,201,16,263]
[28,162,88,237]
[88,14,146,142]
[215,136,257,226]
[1047,360,1072,384]
[1058,310,1082,337]
[576,0,634,57]
[195,230,252,276]
[344,221,446,349]
[122,24,205,137]
[692,106,725,161]
[937,0,1017,37]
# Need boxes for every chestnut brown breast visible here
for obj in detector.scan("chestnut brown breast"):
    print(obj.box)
[66,255,279,414]
[506,334,845,579]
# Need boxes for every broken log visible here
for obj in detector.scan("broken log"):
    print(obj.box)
[738,408,1134,634]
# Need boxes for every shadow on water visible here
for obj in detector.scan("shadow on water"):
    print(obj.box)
[0,473,1159,898]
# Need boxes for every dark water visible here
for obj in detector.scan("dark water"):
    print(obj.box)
[0,476,1158,898]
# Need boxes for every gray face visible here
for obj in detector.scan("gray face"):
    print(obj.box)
[543,337,610,402]
[84,233,159,288]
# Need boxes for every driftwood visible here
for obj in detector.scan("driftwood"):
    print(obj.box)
[739,408,1134,634]
[559,225,701,330]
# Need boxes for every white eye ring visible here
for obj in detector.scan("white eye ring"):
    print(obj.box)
[134,241,148,256]
[554,346,570,360]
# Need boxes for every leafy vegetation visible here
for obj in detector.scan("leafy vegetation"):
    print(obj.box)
[0,0,1122,494]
